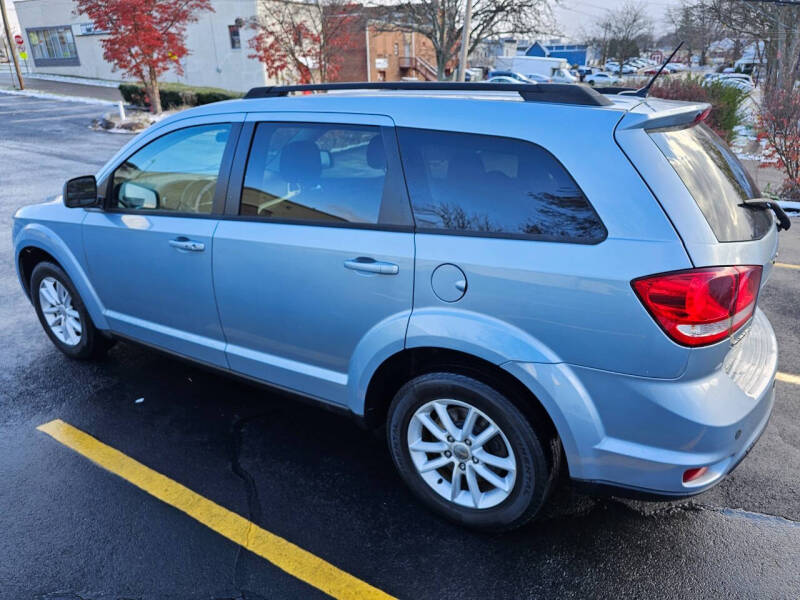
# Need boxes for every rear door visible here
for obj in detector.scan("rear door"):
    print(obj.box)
[212,113,414,407]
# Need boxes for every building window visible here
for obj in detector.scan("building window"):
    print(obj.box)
[229,25,241,49]
[27,26,79,66]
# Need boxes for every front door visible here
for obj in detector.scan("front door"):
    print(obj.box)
[212,114,414,406]
[83,121,238,367]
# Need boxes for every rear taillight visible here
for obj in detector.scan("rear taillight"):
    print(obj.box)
[632,266,762,347]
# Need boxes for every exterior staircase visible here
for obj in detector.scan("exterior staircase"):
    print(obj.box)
[399,56,438,81]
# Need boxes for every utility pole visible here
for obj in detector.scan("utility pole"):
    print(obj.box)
[458,0,472,81]
[0,0,24,89]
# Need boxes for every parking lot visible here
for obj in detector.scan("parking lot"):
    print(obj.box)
[2,93,800,599]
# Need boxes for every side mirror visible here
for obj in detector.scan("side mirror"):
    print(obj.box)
[119,181,159,210]
[63,175,100,208]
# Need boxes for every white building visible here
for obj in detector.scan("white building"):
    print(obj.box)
[12,0,272,91]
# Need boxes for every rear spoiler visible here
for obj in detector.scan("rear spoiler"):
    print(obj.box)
[615,101,712,132]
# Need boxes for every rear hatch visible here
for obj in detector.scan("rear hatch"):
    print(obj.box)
[614,98,784,368]
[615,98,781,284]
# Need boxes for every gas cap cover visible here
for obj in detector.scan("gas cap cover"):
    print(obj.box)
[431,263,467,302]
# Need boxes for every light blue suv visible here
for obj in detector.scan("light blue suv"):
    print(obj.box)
[13,82,787,531]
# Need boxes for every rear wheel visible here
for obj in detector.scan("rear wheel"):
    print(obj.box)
[30,261,113,360]
[387,372,553,531]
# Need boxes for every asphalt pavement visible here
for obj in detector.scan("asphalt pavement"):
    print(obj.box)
[1,92,799,599]
[0,72,123,102]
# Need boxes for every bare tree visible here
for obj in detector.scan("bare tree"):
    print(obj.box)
[591,1,652,79]
[373,0,556,80]
[709,0,800,91]
[666,0,724,66]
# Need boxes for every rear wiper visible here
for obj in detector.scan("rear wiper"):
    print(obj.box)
[740,200,791,231]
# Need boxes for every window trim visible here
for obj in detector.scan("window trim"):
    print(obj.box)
[225,119,415,230]
[395,126,608,245]
[103,122,242,217]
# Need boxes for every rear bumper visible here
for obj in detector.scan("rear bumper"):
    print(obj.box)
[505,309,777,497]
[571,383,774,500]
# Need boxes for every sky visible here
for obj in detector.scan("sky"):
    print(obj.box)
[552,0,682,41]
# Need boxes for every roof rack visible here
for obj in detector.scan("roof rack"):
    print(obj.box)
[243,81,613,107]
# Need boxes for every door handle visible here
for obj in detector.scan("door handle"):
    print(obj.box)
[169,237,205,252]
[344,257,399,275]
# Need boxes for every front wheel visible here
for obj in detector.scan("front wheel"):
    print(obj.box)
[387,372,554,531]
[30,261,113,360]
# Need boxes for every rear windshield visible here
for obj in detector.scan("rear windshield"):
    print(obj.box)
[649,123,772,242]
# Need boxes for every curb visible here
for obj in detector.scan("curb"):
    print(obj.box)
[0,87,115,105]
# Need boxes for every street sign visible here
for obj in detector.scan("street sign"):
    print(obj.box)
[19,51,27,60]
[14,34,23,46]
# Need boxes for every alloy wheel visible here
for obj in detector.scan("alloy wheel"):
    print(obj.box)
[407,399,517,509]
[38,276,82,346]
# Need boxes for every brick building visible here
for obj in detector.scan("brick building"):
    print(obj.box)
[334,20,441,83]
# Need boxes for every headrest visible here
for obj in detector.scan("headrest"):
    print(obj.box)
[366,136,386,170]
[280,141,321,184]
[447,150,484,184]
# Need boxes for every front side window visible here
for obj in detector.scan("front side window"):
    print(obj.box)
[27,26,79,65]
[241,122,389,224]
[111,124,231,214]
[397,128,606,242]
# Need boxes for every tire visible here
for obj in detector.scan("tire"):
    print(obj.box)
[30,261,114,360]
[388,372,553,531]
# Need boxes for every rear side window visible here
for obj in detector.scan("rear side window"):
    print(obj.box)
[241,122,388,224]
[649,123,772,242]
[396,128,606,242]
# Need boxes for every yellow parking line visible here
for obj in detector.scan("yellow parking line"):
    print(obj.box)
[777,372,800,386]
[775,262,800,271]
[37,419,395,600]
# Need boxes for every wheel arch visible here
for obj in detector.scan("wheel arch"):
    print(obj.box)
[14,224,109,331]
[18,246,62,298]
[363,347,561,452]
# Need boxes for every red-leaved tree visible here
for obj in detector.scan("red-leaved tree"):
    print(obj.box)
[249,0,359,84]
[758,88,800,200]
[75,0,213,113]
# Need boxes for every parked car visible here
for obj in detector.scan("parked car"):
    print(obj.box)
[703,73,755,92]
[550,68,578,83]
[665,62,687,72]
[487,75,525,84]
[643,66,670,75]
[585,71,621,86]
[13,82,784,532]
[524,73,552,83]
[487,70,535,83]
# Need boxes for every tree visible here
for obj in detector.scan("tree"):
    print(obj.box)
[666,0,724,66]
[249,0,360,84]
[759,89,800,200]
[591,1,652,79]
[710,0,800,91]
[372,0,556,80]
[75,0,213,114]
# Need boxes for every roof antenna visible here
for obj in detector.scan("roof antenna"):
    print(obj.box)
[629,41,684,98]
